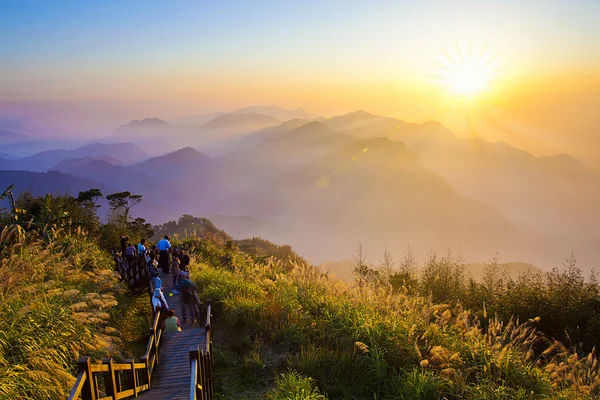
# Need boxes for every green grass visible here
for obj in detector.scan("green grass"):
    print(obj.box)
[186,238,599,400]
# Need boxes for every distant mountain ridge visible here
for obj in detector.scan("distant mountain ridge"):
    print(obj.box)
[51,155,124,172]
[118,117,170,129]
[0,130,31,144]
[202,112,281,130]
[175,105,316,126]
[0,142,148,172]
[232,105,317,121]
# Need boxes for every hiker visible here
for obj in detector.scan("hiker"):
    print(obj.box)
[120,235,129,258]
[171,256,181,294]
[152,287,169,317]
[179,250,191,271]
[179,273,197,323]
[156,235,172,274]
[146,250,155,271]
[150,268,162,292]
[163,309,182,333]
[137,238,147,257]
[125,243,136,267]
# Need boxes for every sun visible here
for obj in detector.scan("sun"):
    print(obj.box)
[432,40,501,98]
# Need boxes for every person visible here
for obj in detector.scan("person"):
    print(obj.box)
[178,273,197,323]
[156,235,172,273]
[125,243,136,266]
[179,250,190,271]
[151,287,169,315]
[146,250,155,272]
[171,256,181,294]
[163,309,181,333]
[137,238,147,257]
[150,268,162,292]
[120,235,129,258]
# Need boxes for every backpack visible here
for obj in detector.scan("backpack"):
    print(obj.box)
[180,278,193,303]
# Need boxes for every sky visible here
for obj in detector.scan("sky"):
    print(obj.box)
[0,0,599,161]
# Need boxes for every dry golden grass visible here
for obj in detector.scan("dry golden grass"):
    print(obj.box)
[0,228,126,400]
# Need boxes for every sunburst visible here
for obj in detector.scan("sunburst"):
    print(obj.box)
[431,40,502,99]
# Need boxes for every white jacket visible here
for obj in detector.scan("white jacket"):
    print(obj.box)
[152,290,169,311]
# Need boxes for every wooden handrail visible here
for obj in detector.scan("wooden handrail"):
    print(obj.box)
[189,299,214,399]
[67,372,86,400]
[70,255,214,399]
[68,255,164,400]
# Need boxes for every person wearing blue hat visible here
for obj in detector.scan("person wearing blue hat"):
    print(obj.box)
[156,235,172,273]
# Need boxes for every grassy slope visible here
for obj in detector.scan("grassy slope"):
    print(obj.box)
[187,239,597,400]
[0,227,127,400]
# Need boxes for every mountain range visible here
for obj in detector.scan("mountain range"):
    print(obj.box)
[1,109,597,269]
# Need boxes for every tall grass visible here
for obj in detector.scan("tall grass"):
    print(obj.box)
[0,226,126,400]
[188,238,599,399]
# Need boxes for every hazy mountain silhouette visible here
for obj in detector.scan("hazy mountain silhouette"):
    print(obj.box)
[223,136,549,263]
[0,152,20,160]
[0,170,108,198]
[233,105,317,121]
[0,130,31,144]
[117,117,170,129]
[0,142,148,171]
[208,121,352,194]
[202,112,281,132]
[322,112,599,243]
[51,155,125,172]
[176,112,225,126]
[131,146,211,180]
[112,113,282,155]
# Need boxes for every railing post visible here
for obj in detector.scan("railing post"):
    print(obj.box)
[126,358,138,397]
[189,347,199,400]
[201,353,210,400]
[149,327,159,366]
[102,358,118,400]
[77,357,96,400]
[206,351,214,398]
[140,355,151,389]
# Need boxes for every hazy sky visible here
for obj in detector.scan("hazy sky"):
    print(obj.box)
[1,1,599,160]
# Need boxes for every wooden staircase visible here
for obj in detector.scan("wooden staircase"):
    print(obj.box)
[136,327,207,399]
[67,255,214,400]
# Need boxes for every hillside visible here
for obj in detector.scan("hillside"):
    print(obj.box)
[183,237,599,399]
[0,229,126,400]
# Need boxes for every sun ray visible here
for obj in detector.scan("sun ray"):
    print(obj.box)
[431,40,502,98]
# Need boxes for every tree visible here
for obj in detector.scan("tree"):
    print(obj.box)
[106,191,142,223]
[389,245,419,295]
[129,217,154,240]
[378,249,395,285]
[353,242,378,287]
[77,189,103,212]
